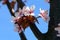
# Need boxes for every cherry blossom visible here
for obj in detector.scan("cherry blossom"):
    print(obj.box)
[38,8,50,22]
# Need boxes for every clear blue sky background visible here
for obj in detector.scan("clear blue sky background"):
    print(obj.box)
[0,0,50,40]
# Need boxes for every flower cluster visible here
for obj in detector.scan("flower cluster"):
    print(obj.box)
[11,5,50,33]
[12,5,35,33]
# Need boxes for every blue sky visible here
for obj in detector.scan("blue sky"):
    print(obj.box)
[0,0,50,40]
